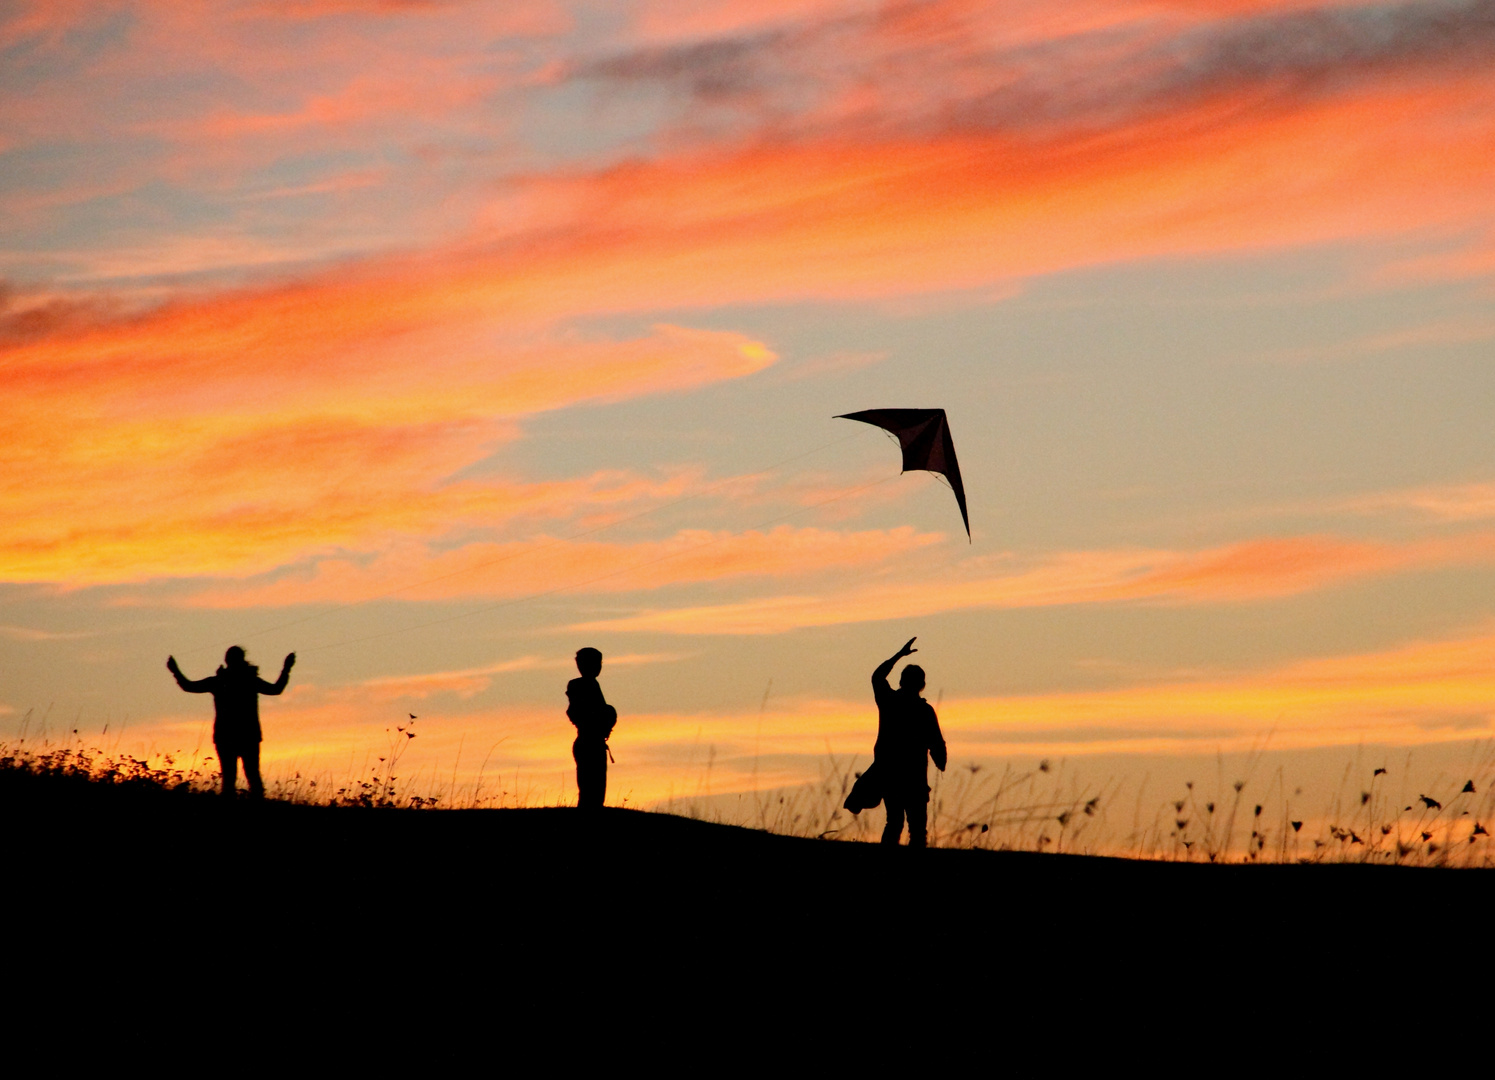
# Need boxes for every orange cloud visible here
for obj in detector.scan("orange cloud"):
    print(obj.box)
[1341,481,1495,523]
[0,324,774,584]
[9,0,1495,597]
[541,0,1495,302]
[0,1,566,253]
[11,0,1495,291]
[182,525,943,608]
[631,0,857,42]
[12,4,1495,295]
[361,651,690,700]
[575,533,1495,634]
[245,1,530,19]
[17,5,1495,288]
[6,62,1488,588]
[143,68,507,145]
[423,79,1495,330]
[0,1,114,50]
[944,627,1495,758]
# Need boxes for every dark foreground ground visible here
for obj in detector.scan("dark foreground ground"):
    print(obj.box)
[9,771,1490,1055]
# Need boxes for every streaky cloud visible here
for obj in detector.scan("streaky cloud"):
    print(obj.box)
[573,532,1495,635]
[576,0,1495,141]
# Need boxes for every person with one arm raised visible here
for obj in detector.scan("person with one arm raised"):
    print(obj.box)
[867,636,947,847]
[167,646,295,799]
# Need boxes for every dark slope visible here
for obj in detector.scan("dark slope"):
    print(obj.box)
[14,771,1487,934]
[10,769,1490,1045]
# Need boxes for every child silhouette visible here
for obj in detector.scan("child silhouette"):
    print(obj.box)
[565,647,616,809]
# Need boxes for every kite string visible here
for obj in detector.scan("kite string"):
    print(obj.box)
[191,431,866,655]
[302,472,905,654]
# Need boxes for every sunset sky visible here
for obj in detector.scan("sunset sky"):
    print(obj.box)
[4,0,1494,822]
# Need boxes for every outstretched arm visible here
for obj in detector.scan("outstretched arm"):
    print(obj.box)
[872,637,918,686]
[166,656,214,693]
[259,652,295,695]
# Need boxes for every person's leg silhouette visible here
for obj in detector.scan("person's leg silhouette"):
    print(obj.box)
[216,744,238,797]
[243,744,264,799]
[882,794,906,845]
[906,798,928,848]
[574,739,607,808]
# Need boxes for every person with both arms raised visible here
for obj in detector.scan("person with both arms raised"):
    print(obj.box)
[167,646,294,799]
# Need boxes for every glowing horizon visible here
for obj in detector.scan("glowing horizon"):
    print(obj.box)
[4,0,1495,826]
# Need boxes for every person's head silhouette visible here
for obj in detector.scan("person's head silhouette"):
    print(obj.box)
[899,663,926,693]
[225,645,247,667]
[575,647,602,678]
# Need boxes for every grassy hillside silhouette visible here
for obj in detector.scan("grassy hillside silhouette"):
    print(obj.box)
[11,739,1491,1057]
[10,747,1489,955]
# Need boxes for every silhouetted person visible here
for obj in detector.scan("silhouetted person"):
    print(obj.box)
[168,646,294,798]
[871,637,946,847]
[566,647,616,809]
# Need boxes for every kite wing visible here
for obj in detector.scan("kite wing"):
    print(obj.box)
[836,408,970,539]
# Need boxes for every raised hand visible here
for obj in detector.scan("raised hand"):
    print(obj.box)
[898,637,918,657]
[166,655,180,673]
[283,652,297,670]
